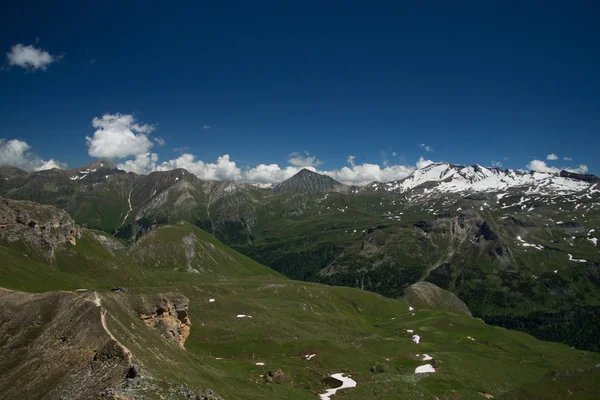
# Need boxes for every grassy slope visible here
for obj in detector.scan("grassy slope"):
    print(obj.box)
[1,222,599,399]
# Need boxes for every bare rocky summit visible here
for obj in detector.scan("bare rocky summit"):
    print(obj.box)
[0,197,80,260]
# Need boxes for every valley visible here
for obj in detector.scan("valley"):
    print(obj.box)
[1,195,599,399]
[2,162,598,352]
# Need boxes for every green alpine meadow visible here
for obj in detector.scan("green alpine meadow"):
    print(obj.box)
[1,162,599,399]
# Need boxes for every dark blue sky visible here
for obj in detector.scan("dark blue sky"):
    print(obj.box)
[1,0,599,181]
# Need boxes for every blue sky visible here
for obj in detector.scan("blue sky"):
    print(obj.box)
[0,1,598,183]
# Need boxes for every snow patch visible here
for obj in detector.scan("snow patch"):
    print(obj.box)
[319,373,357,400]
[568,254,587,263]
[412,334,421,344]
[415,364,436,374]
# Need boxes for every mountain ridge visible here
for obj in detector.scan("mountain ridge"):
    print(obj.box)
[2,161,597,194]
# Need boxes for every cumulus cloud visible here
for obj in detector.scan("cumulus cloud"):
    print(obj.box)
[115,150,422,186]
[118,152,243,181]
[491,161,502,168]
[7,43,61,71]
[416,156,434,169]
[419,143,434,152]
[287,151,322,167]
[117,152,158,175]
[86,114,155,159]
[546,153,558,160]
[327,164,414,185]
[0,139,66,171]
[527,159,588,174]
[157,153,242,181]
[245,164,309,184]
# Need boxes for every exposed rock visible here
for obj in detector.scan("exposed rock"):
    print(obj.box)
[559,170,600,183]
[268,369,287,384]
[404,281,472,316]
[90,231,126,256]
[0,197,80,260]
[475,221,498,241]
[274,169,348,193]
[168,383,221,400]
[0,289,131,399]
[136,293,191,348]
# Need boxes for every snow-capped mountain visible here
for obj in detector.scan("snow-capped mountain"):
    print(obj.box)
[365,163,595,196]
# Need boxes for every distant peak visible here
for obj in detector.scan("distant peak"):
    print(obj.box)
[71,160,115,172]
[274,169,343,193]
[297,168,316,175]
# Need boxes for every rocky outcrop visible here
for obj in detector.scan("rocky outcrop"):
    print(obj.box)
[559,170,600,183]
[475,221,498,241]
[404,281,472,316]
[0,288,132,399]
[89,231,126,256]
[0,197,80,260]
[136,293,191,348]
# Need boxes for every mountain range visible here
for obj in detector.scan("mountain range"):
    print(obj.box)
[0,160,599,398]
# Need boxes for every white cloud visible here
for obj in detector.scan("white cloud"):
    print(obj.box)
[0,139,66,171]
[527,159,588,174]
[380,151,389,167]
[419,143,434,152]
[245,164,309,184]
[203,125,211,130]
[416,156,434,169]
[86,114,155,159]
[36,159,65,171]
[287,151,322,167]
[392,152,397,157]
[117,152,158,175]
[7,43,61,71]
[491,161,502,168]
[546,153,558,160]
[321,157,415,185]
[563,157,572,161]
[153,137,165,147]
[115,151,419,186]
[156,153,242,181]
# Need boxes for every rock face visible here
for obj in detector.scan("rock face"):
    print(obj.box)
[0,289,132,399]
[403,281,472,316]
[559,170,600,183]
[274,169,347,193]
[136,293,191,348]
[0,197,80,260]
